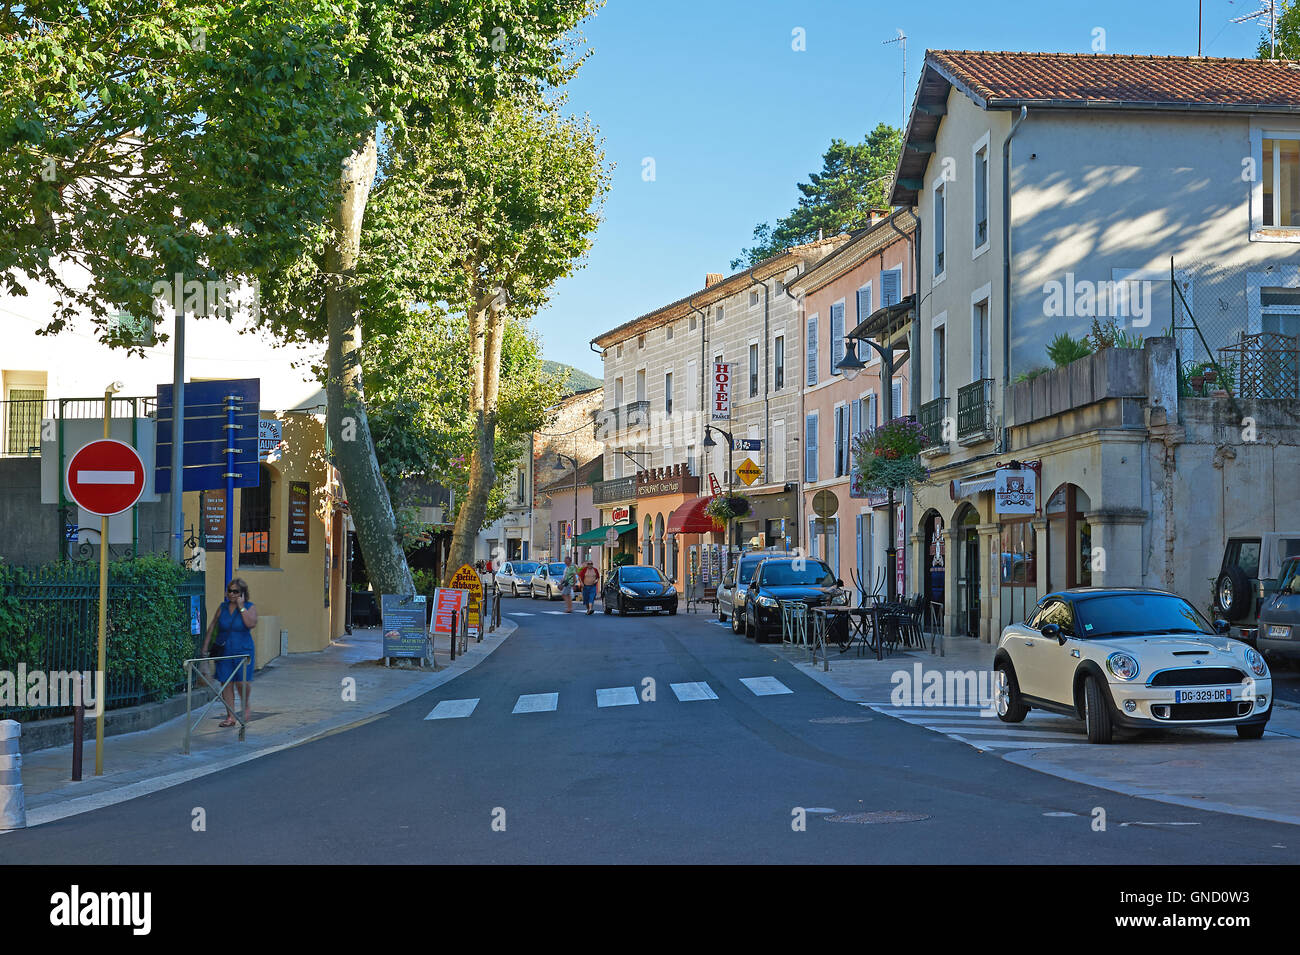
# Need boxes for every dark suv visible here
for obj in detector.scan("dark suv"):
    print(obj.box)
[739,557,847,643]
[1213,533,1300,643]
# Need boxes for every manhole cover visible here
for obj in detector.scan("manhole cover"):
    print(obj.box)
[823,810,930,824]
[809,716,873,724]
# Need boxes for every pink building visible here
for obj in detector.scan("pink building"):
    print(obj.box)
[787,211,918,597]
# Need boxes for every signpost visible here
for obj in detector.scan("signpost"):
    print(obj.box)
[736,457,762,487]
[812,490,839,568]
[606,527,618,547]
[66,431,146,777]
[449,564,484,640]
[734,438,762,452]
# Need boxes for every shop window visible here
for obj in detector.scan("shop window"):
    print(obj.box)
[999,520,1038,626]
[239,465,273,566]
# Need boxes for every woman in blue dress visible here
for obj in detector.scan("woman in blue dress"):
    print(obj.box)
[201,578,258,727]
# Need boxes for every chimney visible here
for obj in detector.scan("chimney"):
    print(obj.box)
[704,273,723,288]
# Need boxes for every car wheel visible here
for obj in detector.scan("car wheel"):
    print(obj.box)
[1236,722,1267,740]
[1216,565,1253,622]
[1083,676,1114,744]
[669,605,677,616]
[603,598,612,615]
[511,583,519,598]
[717,606,726,623]
[994,660,1029,723]
[618,598,627,617]
[731,609,744,634]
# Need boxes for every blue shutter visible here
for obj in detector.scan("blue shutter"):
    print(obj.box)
[868,393,878,430]
[881,269,901,307]
[830,302,844,376]
[891,380,903,421]
[849,400,862,488]
[806,315,818,386]
[833,406,843,476]
[805,413,818,482]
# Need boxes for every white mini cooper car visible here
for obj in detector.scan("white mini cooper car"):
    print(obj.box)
[994,588,1272,743]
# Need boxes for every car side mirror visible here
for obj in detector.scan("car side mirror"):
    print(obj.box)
[1214,618,1230,635]
[1040,622,1063,644]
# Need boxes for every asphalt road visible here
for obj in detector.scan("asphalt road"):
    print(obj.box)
[3,603,1296,863]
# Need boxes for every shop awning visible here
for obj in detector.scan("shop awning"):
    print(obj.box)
[573,522,636,545]
[666,495,717,535]
[952,473,997,498]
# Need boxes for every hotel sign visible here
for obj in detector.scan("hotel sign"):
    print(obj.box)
[711,361,732,421]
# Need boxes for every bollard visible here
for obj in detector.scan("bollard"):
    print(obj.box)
[449,609,458,662]
[0,719,26,830]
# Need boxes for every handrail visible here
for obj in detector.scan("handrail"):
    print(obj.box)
[182,653,251,753]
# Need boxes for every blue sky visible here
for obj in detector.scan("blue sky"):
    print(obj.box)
[536,0,1272,378]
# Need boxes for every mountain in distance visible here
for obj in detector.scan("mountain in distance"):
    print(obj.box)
[543,360,602,395]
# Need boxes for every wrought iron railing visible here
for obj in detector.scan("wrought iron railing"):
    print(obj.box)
[592,476,636,504]
[917,397,947,450]
[957,378,994,440]
[623,400,651,434]
[0,395,159,457]
[1218,332,1299,399]
[592,408,619,440]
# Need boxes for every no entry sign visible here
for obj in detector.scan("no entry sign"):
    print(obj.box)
[65,439,146,516]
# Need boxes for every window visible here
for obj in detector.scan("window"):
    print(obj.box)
[239,465,273,566]
[666,324,674,341]
[664,371,673,415]
[829,301,845,375]
[774,279,785,296]
[516,468,526,501]
[934,182,946,277]
[616,344,623,357]
[806,314,819,386]
[689,316,697,332]
[716,305,725,322]
[932,322,946,400]
[833,405,845,477]
[748,343,759,397]
[880,268,902,307]
[974,141,989,250]
[638,334,645,348]
[774,335,785,390]
[856,283,873,323]
[891,380,903,420]
[771,420,785,482]
[635,369,646,401]
[1263,136,1300,227]
[804,412,819,482]
[4,384,44,455]
[999,520,1039,627]
[687,360,698,410]
[749,291,760,308]
[972,298,990,381]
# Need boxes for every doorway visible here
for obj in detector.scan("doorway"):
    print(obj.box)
[955,505,980,637]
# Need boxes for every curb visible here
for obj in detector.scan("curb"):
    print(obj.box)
[13,621,517,830]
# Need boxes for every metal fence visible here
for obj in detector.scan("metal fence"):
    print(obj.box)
[0,562,205,722]
[0,395,158,458]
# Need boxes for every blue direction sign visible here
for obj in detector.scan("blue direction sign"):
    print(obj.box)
[733,438,762,452]
[154,379,260,493]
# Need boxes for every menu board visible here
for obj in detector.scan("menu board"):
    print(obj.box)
[381,593,428,659]
[202,490,226,548]
[288,481,310,554]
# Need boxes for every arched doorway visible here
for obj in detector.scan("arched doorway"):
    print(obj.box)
[953,504,980,637]
[642,515,653,566]
[653,513,665,573]
[1046,483,1092,591]
[920,509,945,617]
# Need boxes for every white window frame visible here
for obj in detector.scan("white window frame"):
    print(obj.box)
[880,266,903,307]
[932,176,947,286]
[856,282,878,366]
[1250,123,1300,242]
[931,314,947,401]
[829,298,846,376]
[804,411,819,483]
[749,290,761,309]
[1248,266,1300,336]
[771,419,786,483]
[664,368,674,418]
[748,338,760,398]
[970,283,992,383]
[972,131,991,259]
[806,313,820,386]
[773,332,786,391]
[833,401,846,477]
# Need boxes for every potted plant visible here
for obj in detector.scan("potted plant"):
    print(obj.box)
[704,492,751,530]
[851,418,930,490]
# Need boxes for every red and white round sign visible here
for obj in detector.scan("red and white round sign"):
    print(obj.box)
[65,439,147,516]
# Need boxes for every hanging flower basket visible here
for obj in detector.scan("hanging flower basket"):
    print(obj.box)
[704,493,751,529]
[851,419,931,490]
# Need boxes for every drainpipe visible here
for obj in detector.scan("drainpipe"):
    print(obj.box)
[688,293,708,477]
[1001,107,1028,448]
[747,267,770,510]
[888,208,920,599]
[782,275,805,558]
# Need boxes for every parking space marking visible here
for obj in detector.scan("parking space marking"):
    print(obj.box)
[596,686,639,708]
[740,676,794,696]
[512,693,560,714]
[670,681,719,702]
[424,698,480,720]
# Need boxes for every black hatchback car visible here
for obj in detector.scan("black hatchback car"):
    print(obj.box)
[740,557,846,642]
[603,565,678,616]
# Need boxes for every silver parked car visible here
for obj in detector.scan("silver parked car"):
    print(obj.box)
[495,561,540,597]
[717,551,792,632]
[1258,555,1300,662]
[530,562,569,600]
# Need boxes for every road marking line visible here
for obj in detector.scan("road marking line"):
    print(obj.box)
[950,737,1081,749]
[77,469,136,484]
[596,686,639,707]
[424,698,480,720]
[741,676,793,696]
[670,681,719,702]
[506,612,535,617]
[543,611,567,615]
[512,692,559,714]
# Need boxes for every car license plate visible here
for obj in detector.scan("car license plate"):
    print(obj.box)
[643,604,660,611]
[1267,624,1293,640]
[1175,687,1233,703]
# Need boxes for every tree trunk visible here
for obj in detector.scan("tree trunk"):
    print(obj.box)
[445,295,505,582]
[325,128,414,596]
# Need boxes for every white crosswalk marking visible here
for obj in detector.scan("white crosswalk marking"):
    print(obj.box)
[596,686,639,707]
[543,611,567,616]
[424,698,480,720]
[506,612,535,617]
[862,703,1087,751]
[670,681,718,701]
[512,692,559,714]
[741,676,793,696]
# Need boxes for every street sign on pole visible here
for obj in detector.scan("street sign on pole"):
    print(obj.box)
[65,439,146,516]
[605,527,618,547]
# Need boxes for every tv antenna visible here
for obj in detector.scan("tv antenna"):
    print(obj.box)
[883,29,907,130]
[1231,0,1280,58]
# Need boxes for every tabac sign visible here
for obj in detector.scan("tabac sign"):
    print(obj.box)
[995,467,1037,515]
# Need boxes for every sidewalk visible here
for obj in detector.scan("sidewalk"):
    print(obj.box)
[10,622,515,828]
[776,632,1300,826]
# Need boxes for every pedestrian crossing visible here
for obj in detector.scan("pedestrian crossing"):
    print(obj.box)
[860,703,1088,750]
[422,675,793,720]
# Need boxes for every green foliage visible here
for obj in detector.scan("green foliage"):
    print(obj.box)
[1047,332,1094,367]
[612,553,634,567]
[1014,367,1051,383]
[851,419,931,490]
[1256,1,1299,57]
[732,123,903,269]
[1089,318,1141,351]
[105,554,194,702]
[703,494,751,527]
[410,568,440,599]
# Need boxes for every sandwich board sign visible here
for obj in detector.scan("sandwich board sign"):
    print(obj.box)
[449,563,484,638]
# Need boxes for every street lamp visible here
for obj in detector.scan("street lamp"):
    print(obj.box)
[836,339,866,381]
[556,452,580,560]
[702,424,736,554]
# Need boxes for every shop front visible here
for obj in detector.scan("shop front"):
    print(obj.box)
[633,465,699,583]
[738,484,799,554]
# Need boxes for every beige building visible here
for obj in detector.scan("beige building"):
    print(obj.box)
[590,238,847,585]
[893,51,1300,640]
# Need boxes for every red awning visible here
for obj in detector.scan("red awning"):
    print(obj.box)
[666,495,716,535]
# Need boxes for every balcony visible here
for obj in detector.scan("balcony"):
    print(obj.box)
[592,475,637,505]
[623,400,651,435]
[956,378,994,444]
[592,408,619,440]
[916,397,947,452]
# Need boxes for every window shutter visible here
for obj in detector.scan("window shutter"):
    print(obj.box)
[892,380,903,420]
[772,420,785,482]
[868,393,878,431]
[849,400,862,485]
[806,315,819,386]
[856,285,872,324]
[805,413,818,482]
[830,302,844,376]
[833,406,843,476]
[881,269,901,307]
